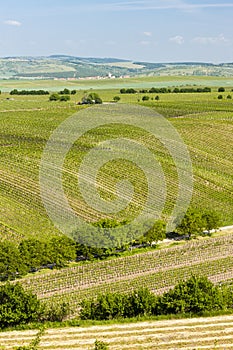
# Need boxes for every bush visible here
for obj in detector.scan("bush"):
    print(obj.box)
[156,275,226,315]
[80,288,157,320]
[218,87,225,92]
[39,301,70,322]
[80,276,232,321]
[0,283,40,329]
[113,96,120,102]
[0,241,27,281]
[59,88,70,95]
[60,95,70,101]
[142,95,150,101]
[94,340,109,350]
[82,92,102,104]
[227,95,232,99]
[49,93,60,101]
[218,95,223,99]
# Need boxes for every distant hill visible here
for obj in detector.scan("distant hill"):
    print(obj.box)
[0,55,233,79]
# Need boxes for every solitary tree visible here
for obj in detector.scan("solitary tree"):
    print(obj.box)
[113,96,120,102]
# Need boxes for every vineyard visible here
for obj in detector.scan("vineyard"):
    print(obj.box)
[1,315,233,349]
[14,231,232,316]
[0,77,233,348]
[0,86,233,240]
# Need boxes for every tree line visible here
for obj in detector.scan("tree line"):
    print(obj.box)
[80,275,233,320]
[0,209,221,282]
[10,89,50,95]
[1,275,232,330]
[120,87,212,94]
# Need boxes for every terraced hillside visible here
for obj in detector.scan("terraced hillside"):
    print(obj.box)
[1,315,233,349]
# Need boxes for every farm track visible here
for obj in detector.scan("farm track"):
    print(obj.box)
[1,315,233,349]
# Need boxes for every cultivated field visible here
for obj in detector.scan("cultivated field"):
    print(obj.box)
[0,76,233,349]
[1,75,233,91]
[13,230,232,316]
[1,315,233,349]
[0,80,233,241]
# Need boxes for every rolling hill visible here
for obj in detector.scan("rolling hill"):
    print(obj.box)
[1,55,233,79]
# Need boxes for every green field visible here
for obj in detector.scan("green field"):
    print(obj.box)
[0,76,233,348]
[0,78,233,241]
[1,75,233,92]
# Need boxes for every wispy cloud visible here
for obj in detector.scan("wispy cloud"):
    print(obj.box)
[94,1,233,12]
[169,35,184,45]
[4,19,22,27]
[192,34,230,45]
[143,31,152,37]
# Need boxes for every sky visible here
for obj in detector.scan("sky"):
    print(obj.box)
[0,0,233,62]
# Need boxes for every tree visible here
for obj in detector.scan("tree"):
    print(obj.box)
[82,92,102,104]
[59,88,70,95]
[127,288,157,317]
[218,87,225,92]
[157,275,225,315]
[202,210,221,233]
[48,236,76,267]
[176,208,205,238]
[0,283,40,329]
[71,89,77,95]
[143,220,166,246]
[0,241,27,281]
[49,93,60,101]
[142,95,150,101]
[60,95,70,101]
[227,95,232,99]
[218,95,223,100]
[113,96,120,102]
[18,239,50,271]
[155,95,160,101]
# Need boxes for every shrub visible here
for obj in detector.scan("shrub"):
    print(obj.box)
[113,96,120,102]
[156,275,226,315]
[0,283,40,329]
[94,340,109,350]
[49,93,60,101]
[60,95,70,101]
